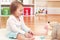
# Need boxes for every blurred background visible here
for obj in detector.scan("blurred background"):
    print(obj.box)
[0,0,60,40]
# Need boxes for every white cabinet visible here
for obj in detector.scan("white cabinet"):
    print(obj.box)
[23,0,34,5]
[0,0,16,17]
[0,0,34,17]
[0,0,15,5]
[34,0,47,14]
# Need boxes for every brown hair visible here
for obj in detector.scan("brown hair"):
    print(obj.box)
[10,1,23,14]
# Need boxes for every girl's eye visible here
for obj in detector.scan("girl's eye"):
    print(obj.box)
[20,9,23,11]
[20,10,22,11]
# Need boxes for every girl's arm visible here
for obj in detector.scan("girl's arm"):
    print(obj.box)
[21,16,30,32]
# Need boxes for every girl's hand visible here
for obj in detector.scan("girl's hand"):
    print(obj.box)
[24,32,33,38]
[28,30,34,36]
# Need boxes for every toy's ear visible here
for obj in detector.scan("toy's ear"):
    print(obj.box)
[49,21,58,27]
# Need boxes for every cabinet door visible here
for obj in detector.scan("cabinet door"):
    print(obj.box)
[24,7,34,15]
[24,7,31,15]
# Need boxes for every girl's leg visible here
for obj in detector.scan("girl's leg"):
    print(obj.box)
[17,34,23,40]
[17,34,34,40]
[17,34,28,40]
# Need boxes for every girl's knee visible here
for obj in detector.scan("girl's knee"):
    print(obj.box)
[17,34,23,40]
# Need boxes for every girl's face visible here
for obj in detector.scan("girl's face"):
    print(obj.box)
[14,5,23,17]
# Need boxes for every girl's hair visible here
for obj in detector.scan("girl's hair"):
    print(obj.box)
[10,1,23,14]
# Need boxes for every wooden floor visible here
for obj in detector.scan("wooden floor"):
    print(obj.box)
[24,14,60,36]
[0,14,60,35]
[0,14,60,40]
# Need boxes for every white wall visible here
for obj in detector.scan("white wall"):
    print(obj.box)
[47,7,60,14]
[0,0,1,16]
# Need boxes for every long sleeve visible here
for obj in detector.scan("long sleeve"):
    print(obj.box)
[7,20,25,35]
[20,16,30,32]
